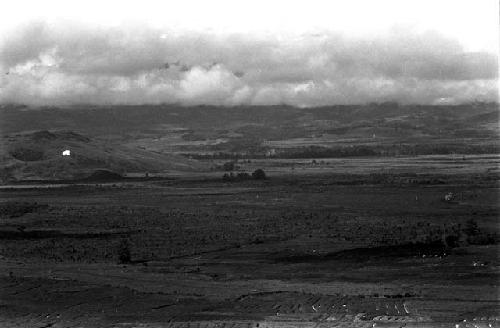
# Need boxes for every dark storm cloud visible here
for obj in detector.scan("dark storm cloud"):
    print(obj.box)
[0,22,497,106]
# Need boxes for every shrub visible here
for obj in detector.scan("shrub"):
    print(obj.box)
[222,161,235,171]
[223,172,253,181]
[236,172,251,180]
[252,169,267,180]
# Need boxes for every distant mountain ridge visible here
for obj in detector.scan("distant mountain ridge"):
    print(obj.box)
[1,103,498,137]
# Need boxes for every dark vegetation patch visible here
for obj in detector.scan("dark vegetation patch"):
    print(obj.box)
[222,169,267,181]
[269,172,499,187]
[0,229,131,240]
[275,241,450,263]
[0,202,48,218]
[9,146,45,161]
[221,161,236,171]
[274,216,498,264]
[30,130,90,143]
[82,169,123,182]
[189,143,500,160]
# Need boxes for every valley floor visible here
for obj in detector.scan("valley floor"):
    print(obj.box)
[0,164,499,327]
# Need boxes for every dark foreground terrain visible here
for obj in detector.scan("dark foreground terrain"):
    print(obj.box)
[0,156,499,327]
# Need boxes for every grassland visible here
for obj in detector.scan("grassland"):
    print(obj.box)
[0,156,499,327]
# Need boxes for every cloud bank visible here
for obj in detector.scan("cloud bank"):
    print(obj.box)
[0,22,498,106]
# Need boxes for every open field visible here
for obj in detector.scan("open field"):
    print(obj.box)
[0,159,499,327]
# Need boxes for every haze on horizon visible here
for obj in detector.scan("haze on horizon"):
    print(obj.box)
[0,0,498,107]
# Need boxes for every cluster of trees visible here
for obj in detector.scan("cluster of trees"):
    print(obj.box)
[222,169,267,181]
[275,144,500,158]
[188,143,500,161]
[0,202,48,218]
[222,161,236,171]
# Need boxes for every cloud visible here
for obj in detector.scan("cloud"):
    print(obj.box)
[0,22,497,106]
[178,65,243,103]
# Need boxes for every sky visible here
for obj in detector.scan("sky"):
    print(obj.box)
[0,0,498,107]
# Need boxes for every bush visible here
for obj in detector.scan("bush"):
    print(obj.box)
[222,161,235,171]
[222,172,252,181]
[252,169,267,180]
[237,172,251,180]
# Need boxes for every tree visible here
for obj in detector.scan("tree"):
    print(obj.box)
[252,169,267,180]
[237,172,251,180]
[223,161,235,171]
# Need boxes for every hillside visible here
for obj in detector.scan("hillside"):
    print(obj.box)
[1,102,498,158]
[0,130,206,182]
[0,103,498,181]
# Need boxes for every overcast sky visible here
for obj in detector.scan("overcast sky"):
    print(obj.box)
[0,0,498,107]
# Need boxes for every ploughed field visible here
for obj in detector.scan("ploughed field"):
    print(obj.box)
[0,168,499,327]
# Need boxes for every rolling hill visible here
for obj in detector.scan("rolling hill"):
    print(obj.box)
[0,129,206,182]
[0,102,498,181]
